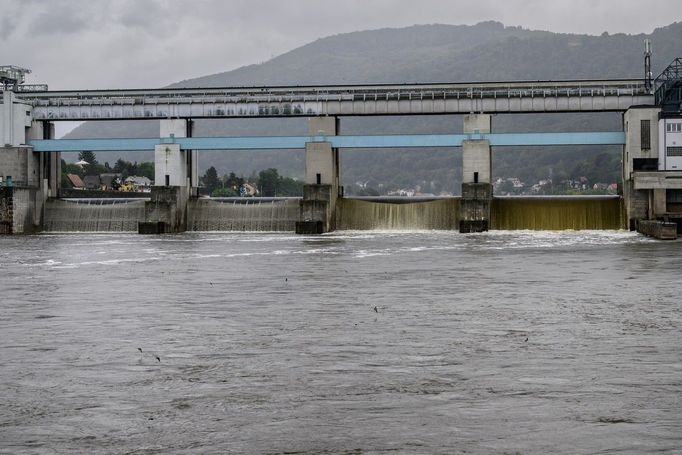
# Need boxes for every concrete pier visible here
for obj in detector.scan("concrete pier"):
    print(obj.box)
[460,114,492,233]
[139,186,189,234]
[139,119,196,233]
[296,117,340,234]
[621,105,682,236]
[0,89,55,234]
[637,219,677,240]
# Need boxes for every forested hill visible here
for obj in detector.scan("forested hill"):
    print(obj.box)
[67,21,682,193]
[172,21,680,86]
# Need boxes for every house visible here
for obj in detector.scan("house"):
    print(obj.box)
[240,182,258,196]
[83,175,101,190]
[125,176,152,187]
[66,174,85,189]
[100,173,122,190]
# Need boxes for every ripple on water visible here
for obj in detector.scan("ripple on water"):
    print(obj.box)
[0,230,680,453]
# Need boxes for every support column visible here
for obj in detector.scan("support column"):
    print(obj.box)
[27,121,56,196]
[296,116,340,234]
[140,119,191,234]
[460,114,492,233]
[186,119,199,197]
[0,101,45,233]
[622,107,661,229]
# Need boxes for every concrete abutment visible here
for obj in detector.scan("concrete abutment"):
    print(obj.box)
[459,114,492,233]
[139,119,198,234]
[296,117,340,234]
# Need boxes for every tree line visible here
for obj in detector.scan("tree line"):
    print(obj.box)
[62,152,303,196]
[62,152,154,180]
[201,166,303,197]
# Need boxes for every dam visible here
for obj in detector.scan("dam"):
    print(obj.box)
[1,55,681,237]
[38,195,623,233]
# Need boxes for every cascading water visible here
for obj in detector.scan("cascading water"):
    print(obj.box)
[337,198,460,230]
[491,196,625,230]
[188,198,300,231]
[43,199,146,232]
[38,195,625,233]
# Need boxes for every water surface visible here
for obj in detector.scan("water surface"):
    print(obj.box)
[1,231,680,454]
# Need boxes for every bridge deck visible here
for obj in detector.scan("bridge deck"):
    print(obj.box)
[13,79,653,120]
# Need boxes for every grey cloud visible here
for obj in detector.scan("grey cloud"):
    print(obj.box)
[29,3,93,36]
[0,16,18,39]
[2,0,680,91]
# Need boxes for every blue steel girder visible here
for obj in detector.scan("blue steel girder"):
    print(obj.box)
[29,132,626,152]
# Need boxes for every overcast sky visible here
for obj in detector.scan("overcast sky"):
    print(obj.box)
[4,0,681,92]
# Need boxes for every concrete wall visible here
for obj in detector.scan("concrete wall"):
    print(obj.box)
[633,172,682,189]
[297,117,340,234]
[1,91,33,147]
[463,114,491,134]
[308,116,338,136]
[623,107,660,177]
[623,180,648,229]
[11,188,41,233]
[623,107,662,226]
[155,144,187,187]
[305,142,337,185]
[156,120,190,188]
[141,186,189,233]
[659,118,682,171]
[25,121,58,196]
[637,219,677,240]
[0,187,11,234]
[462,140,491,184]
[0,146,41,187]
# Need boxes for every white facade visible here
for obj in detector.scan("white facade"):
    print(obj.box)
[0,91,33,147]
[155,119,198,188]
[658,118,682,171]
[155,143,187,187]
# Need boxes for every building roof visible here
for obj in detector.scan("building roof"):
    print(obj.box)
[66,174,85,188]
[124,176,152,186]
[83,175,101,189]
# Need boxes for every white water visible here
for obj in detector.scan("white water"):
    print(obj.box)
[188,198,299,231]
[43,199,146,232]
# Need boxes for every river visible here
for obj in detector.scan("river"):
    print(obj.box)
[1,231,680,454]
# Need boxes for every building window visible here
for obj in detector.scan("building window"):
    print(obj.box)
[669,122,682,132]
[667,146,682,157]
[641,119,651,150]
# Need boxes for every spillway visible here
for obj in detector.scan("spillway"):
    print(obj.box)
[187,198,300,231]
[336,197,460,230]
[43,198,146,232]
[37,195,625,233]
[490,196,624,230]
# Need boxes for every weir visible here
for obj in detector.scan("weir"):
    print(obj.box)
[43,199,146,232]
[1,57,681,237]
[337,198,460,230]
[188,198,299,231]
[490,196,625,230]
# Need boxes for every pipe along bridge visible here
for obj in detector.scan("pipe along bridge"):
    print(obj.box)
[29,132,626,152]
[16,79,652,120]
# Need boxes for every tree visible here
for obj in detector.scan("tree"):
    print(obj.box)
[257,168,280,196]
[224,172,244,192]
[211,187,239,197]
[78,151,98,175]
[202,166,220,195]
[137,162,155,180]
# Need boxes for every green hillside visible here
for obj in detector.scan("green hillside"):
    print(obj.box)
[66,21,682,194]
